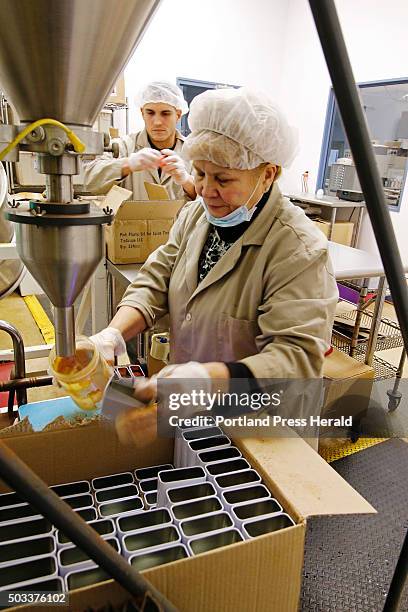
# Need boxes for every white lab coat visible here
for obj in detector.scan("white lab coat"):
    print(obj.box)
[119,183,339,379]
[83,129,191,200]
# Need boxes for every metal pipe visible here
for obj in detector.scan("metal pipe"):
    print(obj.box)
[365,277,387,366]
[54,306,75,356]
[308,0,408,353]
[350,279,368,357]
[307,2,408,609]
[0,442,177,611]
[0,374,52,392]
[45,174,73,204]
[0,320,27,407]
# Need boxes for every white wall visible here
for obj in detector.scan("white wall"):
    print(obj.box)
[124,0,289,133]
[277,0,408,261]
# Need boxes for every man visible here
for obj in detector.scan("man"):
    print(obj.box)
[84,81,195,200]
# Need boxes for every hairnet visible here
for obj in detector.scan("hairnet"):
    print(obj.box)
[182,87,298,169]
[136,81,189,115]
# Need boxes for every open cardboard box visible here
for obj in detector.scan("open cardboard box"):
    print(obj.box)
[2,423,375,611]
[313,219,354,246]
[104,185,185,264]
[322,348,375,423]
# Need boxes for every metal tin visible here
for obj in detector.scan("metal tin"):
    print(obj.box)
[170,497,223,525]
[129,543,189,571]
[196,446,241,467]
[186,435,231,467]
[61,493,94,511]
[179,426,223,468]
[95,484,139,505]
[138,478,158,494]
[91,472,134,491]
[231,499,283,529]
[0,554,57,590]
[58,536,120,576]
[188,434,230,453]
[123,525,181,559]
[128,364,145,377]
[179,512,234,543]
[173,419,217,467]
[205,458,251,481]
[98,497,143,519]
[50,480,90,497]
[187,528,244,556]
[0,516,53,544]
[56,518,116,548]
[0,490,25,509]
[213,469,262,495]
[242,513,296,539]
[116,366,133,378]
[134,464,173,482]
[117,508,172,538]
[221,484,272,513]
[166,482,217,506]
[144,492,157,509]
[0,502,41,524]
[65,564,110,591]
[0,534,56,567]
[157,466,206,508]
[75,507,98,522]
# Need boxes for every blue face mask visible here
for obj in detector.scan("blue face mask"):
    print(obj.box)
[200,174,263,228]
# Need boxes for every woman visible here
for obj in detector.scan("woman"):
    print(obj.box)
[92,88,338,444]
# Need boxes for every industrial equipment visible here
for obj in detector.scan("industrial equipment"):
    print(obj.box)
[0,0,160,357]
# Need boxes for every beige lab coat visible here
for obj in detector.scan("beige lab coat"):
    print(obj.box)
[118,184,338,379]
[83,129,190,200]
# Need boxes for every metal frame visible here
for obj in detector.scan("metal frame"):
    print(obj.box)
[176,76,239,136]
[308,4,408,610]
[317,78,408,212]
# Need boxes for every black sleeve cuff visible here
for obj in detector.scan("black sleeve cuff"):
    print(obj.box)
[225,362,254,379]
[225,362,260,395]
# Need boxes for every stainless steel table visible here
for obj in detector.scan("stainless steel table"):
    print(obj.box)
[285,192,365,247]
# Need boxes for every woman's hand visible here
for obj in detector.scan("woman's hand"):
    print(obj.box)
[114,362,230,446]
[89,327,126,365]
[116,402,158,447]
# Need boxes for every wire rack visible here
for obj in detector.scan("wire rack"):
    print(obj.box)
[332,300,402,379]
[332,306,403,351]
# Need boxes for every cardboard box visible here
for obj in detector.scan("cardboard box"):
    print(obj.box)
[104,186,185,264]
[3,422,374,611]
[313,219,354,246]
[322,348,375,419]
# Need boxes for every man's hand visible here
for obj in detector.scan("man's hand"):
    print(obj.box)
[160,150,192,186]
[127,148,164,172]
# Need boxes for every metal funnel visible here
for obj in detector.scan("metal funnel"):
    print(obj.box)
[0,0,160,126]
[14,222,104,354]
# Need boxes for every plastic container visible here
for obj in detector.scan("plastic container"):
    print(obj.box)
[49,336,113,410]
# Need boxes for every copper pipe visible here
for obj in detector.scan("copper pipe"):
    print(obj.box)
[0,375,52,393]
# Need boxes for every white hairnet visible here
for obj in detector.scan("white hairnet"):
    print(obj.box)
[136,81,189,115]
[182,87,298,169]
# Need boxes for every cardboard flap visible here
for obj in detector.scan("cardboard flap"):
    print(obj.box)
[104,185,132,215]
[237,433,376,518]
[144,181,170,200]
[113,199,184,221]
